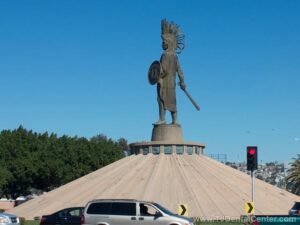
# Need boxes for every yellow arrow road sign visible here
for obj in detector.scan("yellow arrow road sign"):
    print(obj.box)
[245,202,254,214]
[178,204,188,216]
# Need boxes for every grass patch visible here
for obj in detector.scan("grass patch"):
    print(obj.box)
[24,220,39,225]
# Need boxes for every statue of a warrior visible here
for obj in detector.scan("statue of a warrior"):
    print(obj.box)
[148,19,187,125]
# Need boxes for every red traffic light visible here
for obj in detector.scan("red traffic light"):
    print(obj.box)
[247,146,258,171]
[249,148,256,155]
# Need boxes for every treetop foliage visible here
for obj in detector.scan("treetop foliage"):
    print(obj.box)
[286,154,300,195]
[0,126,126,199]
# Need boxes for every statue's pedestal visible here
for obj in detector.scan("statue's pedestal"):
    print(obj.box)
[151,124,183,142]
[130,123,205,155]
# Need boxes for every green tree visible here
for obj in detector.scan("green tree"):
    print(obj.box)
[0,166,12,198]
[0,126,124,197]
[286,154,300,195]
[90,134,108,142]
[117,138,129,150]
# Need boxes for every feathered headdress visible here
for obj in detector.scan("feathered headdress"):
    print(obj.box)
[161,19,185,53]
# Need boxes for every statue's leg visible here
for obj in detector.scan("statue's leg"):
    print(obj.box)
[159,101,166,122]
[171,111,177,125]
[154,98,166,125]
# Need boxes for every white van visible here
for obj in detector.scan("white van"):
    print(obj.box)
[81,199,193,225]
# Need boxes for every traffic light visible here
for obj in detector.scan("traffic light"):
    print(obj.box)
[247,146,258,171]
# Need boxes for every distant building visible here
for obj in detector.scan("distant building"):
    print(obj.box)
[219,160,287,189]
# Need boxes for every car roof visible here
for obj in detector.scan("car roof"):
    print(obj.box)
[53,207,84,213]
[0,213,18,217]
[88,199,154,204]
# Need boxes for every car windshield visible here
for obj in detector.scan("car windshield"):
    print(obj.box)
[292,202,300,209]
[153,203,174,216]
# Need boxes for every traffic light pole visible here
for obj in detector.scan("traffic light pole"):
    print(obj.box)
[247,146,257,204]
[252,171,254,202]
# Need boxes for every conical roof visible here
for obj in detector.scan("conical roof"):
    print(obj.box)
[8,154,299,219]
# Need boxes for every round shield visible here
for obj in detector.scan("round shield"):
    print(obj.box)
[148,60,161,85]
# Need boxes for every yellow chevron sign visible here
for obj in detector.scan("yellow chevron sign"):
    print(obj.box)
[178,204,188,216]
[245,202,255,214]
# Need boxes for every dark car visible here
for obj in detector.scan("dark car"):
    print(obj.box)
[40,207,84,225]
[289,202,300,216]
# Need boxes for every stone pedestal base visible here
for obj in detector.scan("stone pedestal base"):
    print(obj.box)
[129,140,205,155]
[130,123,205,156]
[151,124,183,142]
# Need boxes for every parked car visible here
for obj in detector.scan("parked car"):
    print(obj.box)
[289,202,300,216]
[0,213,20,225]
[81,199,194,225]
[14,196,32,207]
[40,207,84,225]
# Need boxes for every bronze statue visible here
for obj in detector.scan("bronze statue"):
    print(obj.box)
[148,19,199,125]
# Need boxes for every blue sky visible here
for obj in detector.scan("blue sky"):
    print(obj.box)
[0,0,299,163]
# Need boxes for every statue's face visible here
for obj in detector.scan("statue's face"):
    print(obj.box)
[162,39,168,50]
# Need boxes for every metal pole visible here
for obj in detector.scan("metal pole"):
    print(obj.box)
[251,170,255,202]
